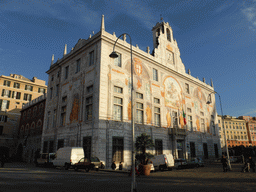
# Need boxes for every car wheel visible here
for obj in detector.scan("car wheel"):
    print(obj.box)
[74,166,78,171]
[101,164,105,169]
[85,167,90,172]
[64,163,70,170]
[168,167,172,171]
[159,166,164,171]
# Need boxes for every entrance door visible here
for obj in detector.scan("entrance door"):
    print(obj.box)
[190,142,196,158]
[214,144,219,158]
[177,140,184,159]
[203,143,208,159]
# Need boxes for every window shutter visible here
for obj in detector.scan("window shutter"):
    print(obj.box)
[4,116,7,122]
[31,86,33,91]
[8,90,11,98]
[0,100,2,110]
[25,85,27,90]
[2,89,5,96]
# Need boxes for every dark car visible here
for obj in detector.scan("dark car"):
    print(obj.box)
[74,156,103,172]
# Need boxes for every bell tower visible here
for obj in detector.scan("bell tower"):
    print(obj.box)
[152,20,185,74]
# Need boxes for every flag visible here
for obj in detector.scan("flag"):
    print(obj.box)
[183,110,186,125]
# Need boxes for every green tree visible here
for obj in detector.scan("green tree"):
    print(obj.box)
[135,133,155,165]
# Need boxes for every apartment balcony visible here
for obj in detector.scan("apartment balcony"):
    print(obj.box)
[168,127,186,136]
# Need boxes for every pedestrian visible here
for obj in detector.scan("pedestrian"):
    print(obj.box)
[221,155,228,172]
[119,162,123,170]
[111,161,116,170]
[248,157,255,172]
[242,158,250,172]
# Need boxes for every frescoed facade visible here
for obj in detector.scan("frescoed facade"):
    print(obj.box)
[42,16,221,169]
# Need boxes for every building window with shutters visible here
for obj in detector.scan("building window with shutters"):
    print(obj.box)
[89,51,94,66]
[112,137,124,162]
[188,115,193,131]
[61,106,66,126]
[85,96,93,121]
[13,82,20,89]
[136,102,143,124]
[65,66,69,79]
[3,80,11,87]
[114,53,121,67]
[0,115,7,122]
[0,100,10,110]
[155,139,163,155]
[25,85,33,91]
[154,107,160,126]
[153,68,158,81]
[113,97,122,121]
[185,83,189,94]
[2,89,11,98]
[76,59,81,73]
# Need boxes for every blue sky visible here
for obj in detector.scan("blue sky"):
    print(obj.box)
[0,0,255,117]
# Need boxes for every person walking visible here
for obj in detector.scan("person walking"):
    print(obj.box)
[248,157,255,172]
[221,155,228,172]
[111,161,116,170]
[242,158,250,172]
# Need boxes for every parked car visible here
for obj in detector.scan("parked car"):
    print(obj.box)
[150,154,175,171]
[73,156,103,172]
[52,147,84,170]
[188,157,204,168]
[36,153,56,167]
[174,159,188,169]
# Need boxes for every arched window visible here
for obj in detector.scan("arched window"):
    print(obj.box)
[31,122,35,135]
[166,28,171,41]
[25,124,29,135]
[39,103,44,115]
[36,120,42,134]
[33,106,37,117]
[22,111,26,121]
[27,109,31,119]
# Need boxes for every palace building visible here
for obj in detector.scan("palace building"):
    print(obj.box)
[42,16,221,169]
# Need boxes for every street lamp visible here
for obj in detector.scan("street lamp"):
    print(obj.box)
[207,91,232,171]
[109,33,136,192]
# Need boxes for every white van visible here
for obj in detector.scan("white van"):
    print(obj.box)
[52,147,84,170]
[150,154,174,171]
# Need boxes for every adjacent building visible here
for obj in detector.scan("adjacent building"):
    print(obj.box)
[0,74,47,158]
[16,94,46,162]
[42,16,221,169]
[217,115,249,150]
[238,116,256,146]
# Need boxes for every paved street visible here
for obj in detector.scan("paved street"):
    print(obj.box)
[0,162,255,192]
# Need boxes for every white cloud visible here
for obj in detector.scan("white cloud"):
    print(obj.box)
[241,1,256,31]
[215,2,234,13]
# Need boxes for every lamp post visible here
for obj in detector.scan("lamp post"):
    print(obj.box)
[109,33,136,192]
[207,91,232,171]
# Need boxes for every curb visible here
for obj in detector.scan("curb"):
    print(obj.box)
[99,169,130,174]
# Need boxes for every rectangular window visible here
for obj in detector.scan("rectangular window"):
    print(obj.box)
[185,83,189,94]
[114,53,121,67]
[212,121,216,135]
[65,66,69,79]
[0,115,7,122]
[112,137,124,162]
[190,142,196,158]
[188,115,193,131]
[25,85,33,91]
[172,111,178,127]
[113,97,122,121]
[57,139,64,150]
[136,92,143,99]
[38,88,45,94]
[23,93,28,101]
[53,109,57,128]
[62,96,67,103]
[201,118,205,132]
[0,126,3,135]
[114,86,123,94]
[89,51,94,66]
[13,82,20,89]
[51,75,54,81]
[155,139,163,155]
[12,91,21,99]
[3,80,11,87]
[187,108,192,113]
[154,98,160,104]
[61,106,66,126]
[50,87,53,99]
[153,68,158,81]
[85,96,93,120]
[136,102,143,124]
[56,84,59,96]
[154,107,160,126]
[1,100,10,110]
[200,112,204,116]
[2,89,11,98]
[57,71,61,78]
[87,85,93,94]
[76,59,81,73]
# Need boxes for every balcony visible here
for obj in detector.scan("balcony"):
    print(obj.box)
[168,127,186,136]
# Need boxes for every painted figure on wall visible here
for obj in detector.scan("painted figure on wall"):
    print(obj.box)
[163,76,183,110]
[146,104,152,124]
[179,111,184,129]
[70,93,79,123]
[128,101,132,121]
[196,116,200,132]
[166,110,172,128]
